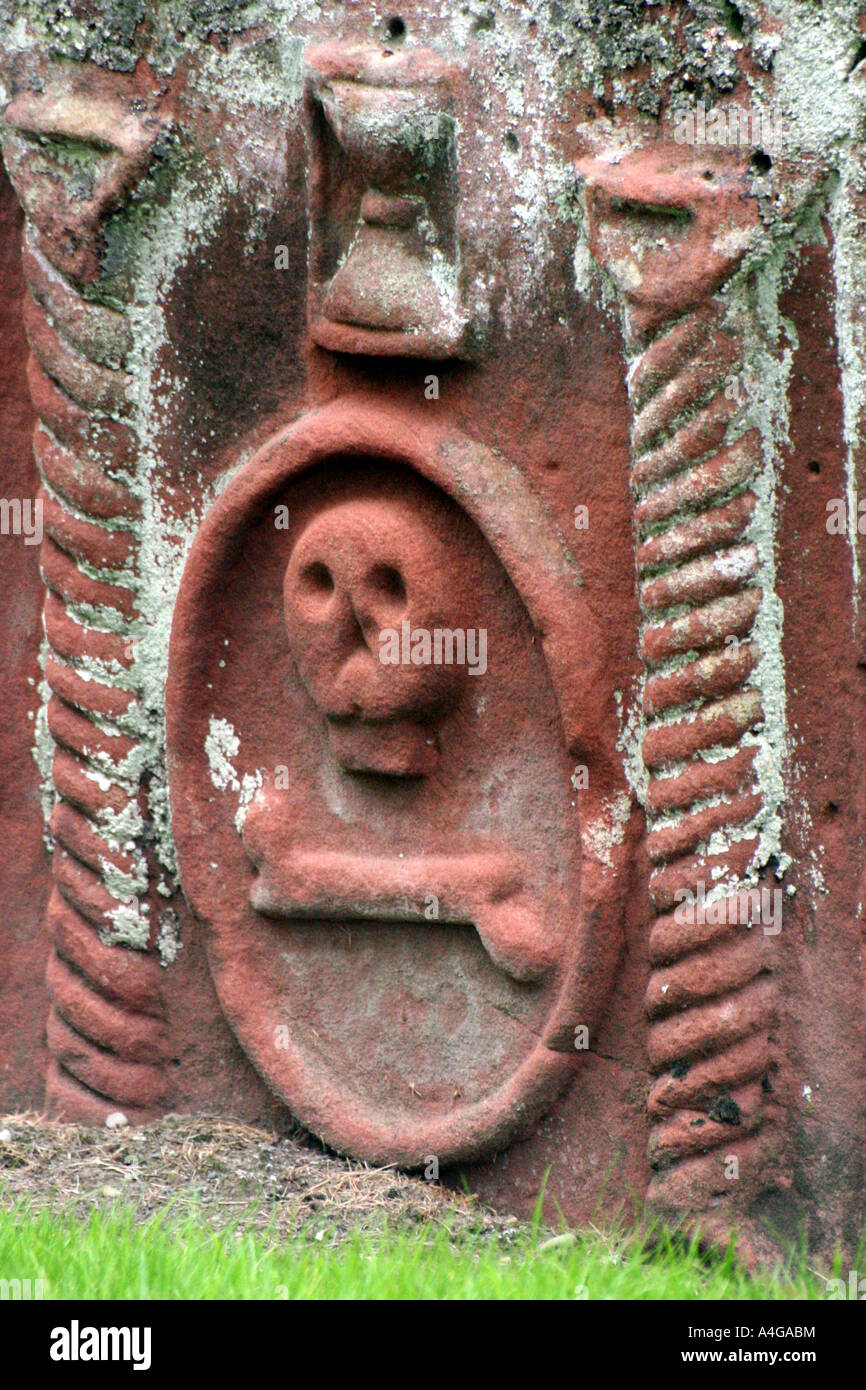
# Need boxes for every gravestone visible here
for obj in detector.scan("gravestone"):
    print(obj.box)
[1,0,865,1262]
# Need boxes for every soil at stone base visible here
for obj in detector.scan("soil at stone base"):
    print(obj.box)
[0,1112,520,1244]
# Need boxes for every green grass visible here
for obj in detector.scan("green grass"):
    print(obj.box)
[0,1202,849,1299]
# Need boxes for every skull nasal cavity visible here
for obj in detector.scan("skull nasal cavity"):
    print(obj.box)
[368,563,406,605]
[300,561,335,596]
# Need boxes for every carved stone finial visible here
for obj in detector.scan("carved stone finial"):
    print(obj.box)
[3,87,166,284]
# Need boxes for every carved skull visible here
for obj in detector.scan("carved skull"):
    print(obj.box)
[283,495,473,775]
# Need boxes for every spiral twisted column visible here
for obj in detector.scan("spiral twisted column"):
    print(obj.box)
[579,149,788,1225]
[2,90,168,1121]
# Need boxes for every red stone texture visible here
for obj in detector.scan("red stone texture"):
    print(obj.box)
[1,3,866,1260]
[0,161,50,1109]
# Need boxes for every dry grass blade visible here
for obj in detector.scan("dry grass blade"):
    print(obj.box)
[0,1112,517,1245]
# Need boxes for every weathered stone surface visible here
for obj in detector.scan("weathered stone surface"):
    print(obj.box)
[0,159,49,1112]
[1,1,866,1263]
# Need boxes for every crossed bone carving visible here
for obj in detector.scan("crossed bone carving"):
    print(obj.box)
[242,786,555,984]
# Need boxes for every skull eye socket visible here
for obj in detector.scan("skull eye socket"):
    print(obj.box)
[367,564,407,606]
[299,561,335,597]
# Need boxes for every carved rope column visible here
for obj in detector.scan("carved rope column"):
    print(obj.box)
[578,147,795,1230]
[1,85,168,1121]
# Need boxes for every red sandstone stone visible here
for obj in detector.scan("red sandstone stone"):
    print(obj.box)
[0,4,864,1267]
